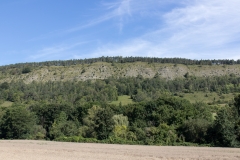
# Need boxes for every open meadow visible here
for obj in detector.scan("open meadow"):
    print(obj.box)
[0,140,240,160]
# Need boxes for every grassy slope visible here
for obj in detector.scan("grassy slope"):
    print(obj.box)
[0,101,13,107]
[178,92,234,104]
[109,95,134,106]
[112,93,234,107]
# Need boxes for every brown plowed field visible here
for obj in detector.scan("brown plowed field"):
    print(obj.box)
[0,140,240,160]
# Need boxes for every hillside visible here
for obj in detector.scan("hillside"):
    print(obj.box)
[1,61,240,83]
[1,58,240,147]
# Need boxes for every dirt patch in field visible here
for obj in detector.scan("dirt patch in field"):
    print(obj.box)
[0,140,239,160]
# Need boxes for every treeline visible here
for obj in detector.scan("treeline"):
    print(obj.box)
[1,56,240,72]
[0,95,239,147]
[0,74,240,104]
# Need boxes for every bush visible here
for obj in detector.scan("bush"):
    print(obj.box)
[55,136,98,143]
[22,67,31,74]
[178,118,211,144]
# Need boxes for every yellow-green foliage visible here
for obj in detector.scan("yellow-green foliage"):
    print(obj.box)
[112,114,129,126]
[111,114,137,141]
[113,125,128,139]
[112,114,129,139]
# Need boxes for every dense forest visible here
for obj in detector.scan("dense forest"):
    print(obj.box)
[0,57,240,147]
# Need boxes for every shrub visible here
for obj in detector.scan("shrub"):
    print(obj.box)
[22,67,31,74]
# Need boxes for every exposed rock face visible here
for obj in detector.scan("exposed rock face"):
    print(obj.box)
[1,62,240,83]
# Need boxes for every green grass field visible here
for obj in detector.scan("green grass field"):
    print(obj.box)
[177,92,235,106]
[110,92,236,107]
[0,101,13,107]
[110,95,134,106]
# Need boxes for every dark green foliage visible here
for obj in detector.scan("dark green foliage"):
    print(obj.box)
[0,92,239,146]
[234,94,240,117]
[142,96,195,126]
[210,107,239,147]
[22,67,31,74]
[193,102,213,121]
[0,73,240,105]
[30,125,46,140]
[0,82,9,90]
[81,68,86,74]
[55,136,98,143]
[94,106,114,140]
[132,89,149,102]
[0,104,36,139]
[179,118,211,144]
[236,120,240,142]
[145,124,178,145]
[30,102,75,139]
[50,112,78,139]
[73,103,92,125]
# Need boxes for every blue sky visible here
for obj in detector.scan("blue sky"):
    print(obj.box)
[1,0,240,66]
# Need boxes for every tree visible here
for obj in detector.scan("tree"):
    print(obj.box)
[30,125,46,140]
[210,108,239,147]
[0,104,36,139]
[145,123,177,145]
[94,106,114,140]
[22,67,31,74]
[0,82,9,90]
[112,114,129,139]
[50,111,78,139]
[30,103,73,139]
[132,89,148,102]
[81,105,103,138]
[234,94,240,117]
[233,94,240,142]
[179,118,211,144]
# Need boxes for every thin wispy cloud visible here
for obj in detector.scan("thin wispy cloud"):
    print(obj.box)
[67,0,132,33]
[109,0,131,32]
[29,0,134,60]
[161,0,240,59]
[29,0,133,41]
[2,0,240,65]
[84,0,240,60]
[29,41,88,61]
[79,39,156,58]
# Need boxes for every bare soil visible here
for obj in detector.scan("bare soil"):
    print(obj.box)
[0,140,239,160]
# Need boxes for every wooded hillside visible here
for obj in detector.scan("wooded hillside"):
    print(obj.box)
[0,57,240,147]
